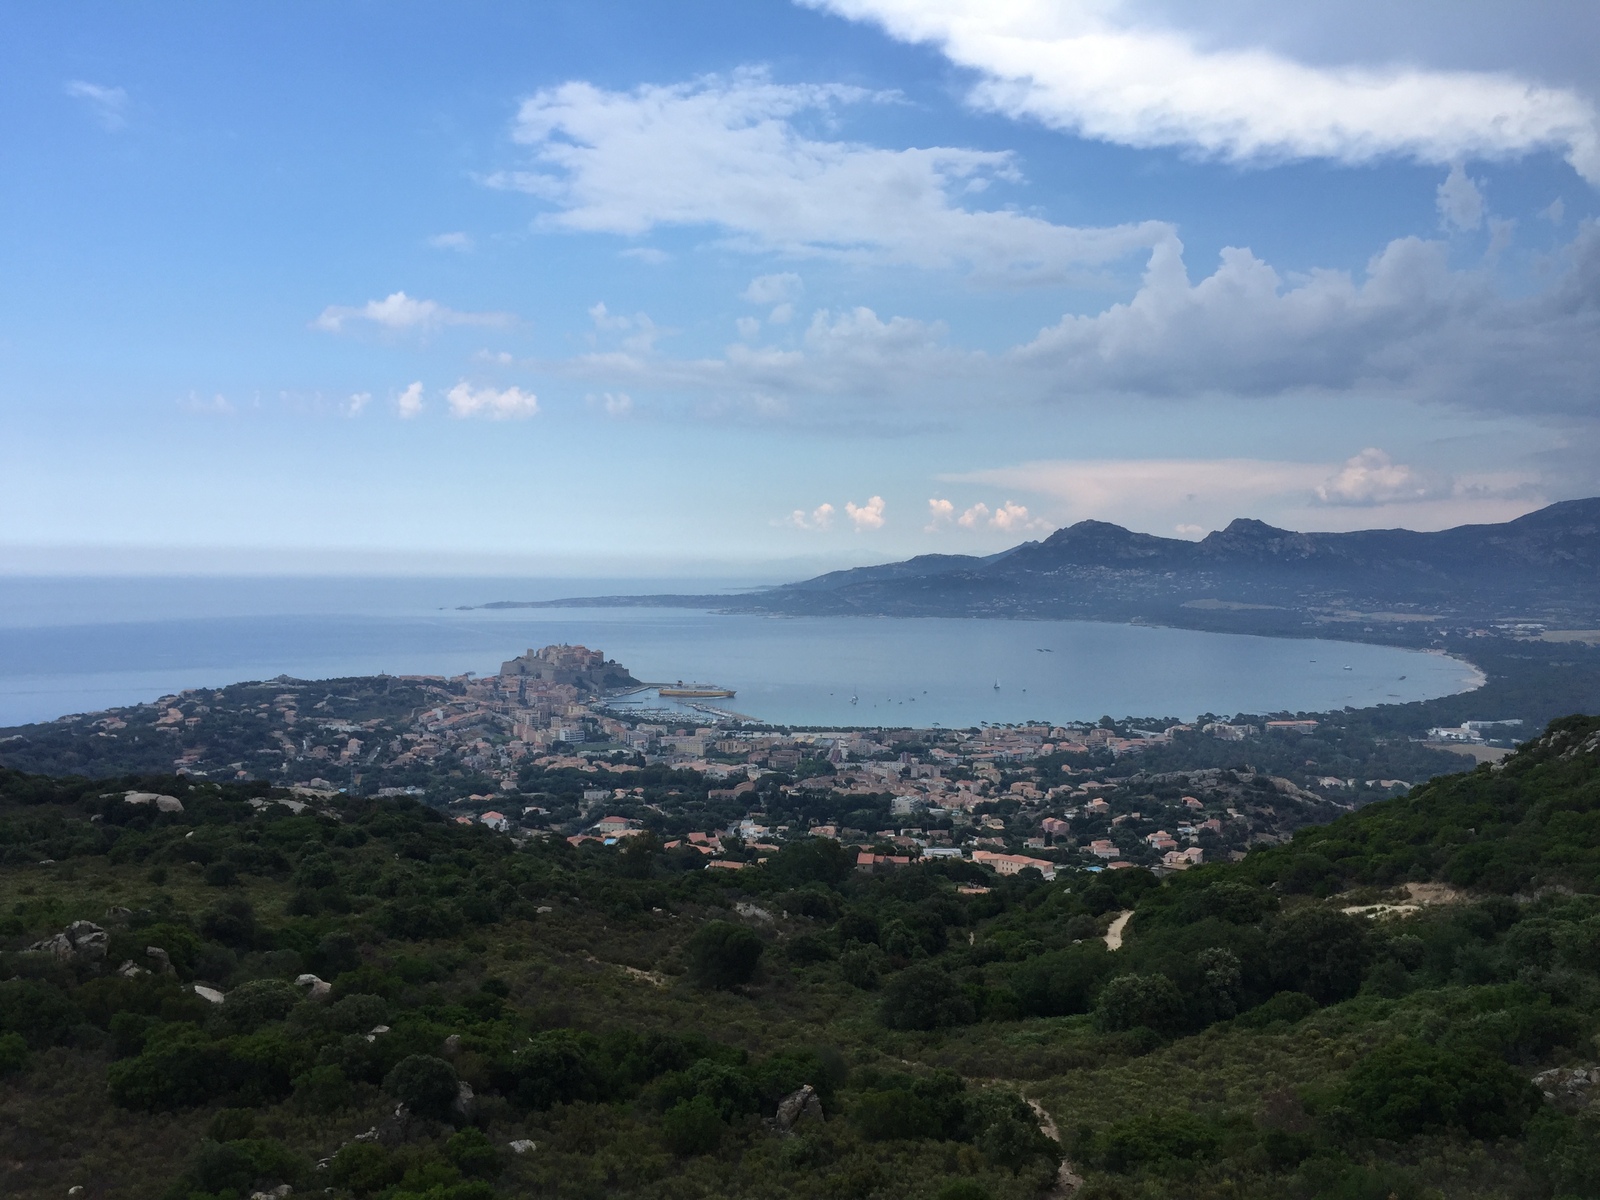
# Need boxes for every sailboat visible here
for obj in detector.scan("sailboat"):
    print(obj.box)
[993,679,1001,690]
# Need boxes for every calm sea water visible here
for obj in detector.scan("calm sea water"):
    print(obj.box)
[0,577,1481,728]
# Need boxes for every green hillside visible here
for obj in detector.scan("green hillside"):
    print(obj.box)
[4,716,1600,1200]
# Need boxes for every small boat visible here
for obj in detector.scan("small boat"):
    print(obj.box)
[993,680,1001,690]
[849,695,858,705]
[1343,665,1353,671]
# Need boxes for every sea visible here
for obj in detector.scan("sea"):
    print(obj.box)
[0,576,1483,730]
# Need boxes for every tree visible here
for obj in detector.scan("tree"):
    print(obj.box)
[1266,906,1372,1004]
[662,1095,724,1155]
[879,963,975,1030]
[1093,973,1184,1035]
[1341,1039,1538,1140]
[382,1054,460,1121]
[686,920,765,989]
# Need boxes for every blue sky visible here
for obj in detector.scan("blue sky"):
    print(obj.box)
[2,0,1598,576]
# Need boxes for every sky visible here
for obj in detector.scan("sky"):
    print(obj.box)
[2,0,1598,577]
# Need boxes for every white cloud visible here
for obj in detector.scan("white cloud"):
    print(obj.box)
[591,391,633,417]
[1437,165,1485,232]
[743,272,804,305]
[493,71,1169,282]
[395,382,425,419]
[925,498,956,531]
[768,303,794,325]
[1543,198,1567,224]
[446,382,540,420]
[588,301,662,353]
[65,80,128,130]
[1315,448,1436,506]
[801,0,1600,183]
[427,232,473,251]
[180,392,233,415]
[735,316,761,340]
[957,502,988,529]
[620,246,671,264]
[786,502,836,530]
[846,495,886,530]
[1174,524,1207,538]
[345,392,371,417]
[313,292,512,334]
[552,222,1600,420]
[989,500,1039,531]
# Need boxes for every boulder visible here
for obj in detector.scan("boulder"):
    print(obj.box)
[452,1080,476,1119]
[146,946,176,976]
[442,1034,462,1056]
[773,1084,824,1134]
[193,984,226,1004]
[295,973,332,1000]
[124,791,185,813]
[28,921,108,962]
[508,1139,537,1155]
[117,960,150,978]
[249,1188,293,1200]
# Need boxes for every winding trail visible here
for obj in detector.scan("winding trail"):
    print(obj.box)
[1028,1099,1084,1198]
[1103,910,1133,950]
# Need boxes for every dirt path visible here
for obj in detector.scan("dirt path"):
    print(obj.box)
[1103,910,1133,950]
[1028,1099,1084,1197]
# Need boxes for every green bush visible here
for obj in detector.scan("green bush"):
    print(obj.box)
[383,1054,461,1121]
[685,920,765,989]
[878,963,974,1030]
[445,1126,501,1178]
[839,945,882,990]
[0,1031,29,1074]
[291,1064,355,1114]
[328,1142,406,1196]
[1093,973,1184,1035]
[1081,1110,1221,1174]
[662,1094,724,1155]
[174,1138,305,1198]
[107,1025,228,1111]
[1236,990,1317,1028]
[1340,1038,1539,1140]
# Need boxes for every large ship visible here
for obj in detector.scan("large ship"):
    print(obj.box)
[658,683,736,698]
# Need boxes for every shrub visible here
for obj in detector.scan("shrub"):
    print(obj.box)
[502,1029,605,1110]
[879,964,975,1030]
[968,1087,1058,1171]
[107,1026,228,1111]
[445,1127,501,1178]
[936,1183,990,1200]
[178,1138,305,1197]
[328,1142,405,1196]
[1266,908,1371,1004]
[291,1064,355,1115]
[839,945,882,990]
[685,920,765,989]
[1081,1110,1221,1173]
[1236,991,1317,1028]
[0,1031,29,1075]
[1341,1038,1539,1140]
[383,1054,461,1121]
[662,1094,724,1155]
[222,978,300,1033]
[1093,974,1184,1035]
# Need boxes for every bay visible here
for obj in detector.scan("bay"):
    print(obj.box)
[0,577,1480,729]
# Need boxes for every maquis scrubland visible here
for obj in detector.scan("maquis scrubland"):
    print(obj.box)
[6,717,1600,1200]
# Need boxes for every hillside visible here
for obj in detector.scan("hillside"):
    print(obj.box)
[3,717,1600,1199]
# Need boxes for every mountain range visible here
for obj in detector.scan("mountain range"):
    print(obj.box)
[491,498,1600,638]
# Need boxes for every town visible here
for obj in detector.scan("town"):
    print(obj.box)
[2,644,1499,878]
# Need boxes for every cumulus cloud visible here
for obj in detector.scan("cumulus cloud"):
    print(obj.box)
[313,291,511,334]
[800,0,1600,183]
[1315,448,1437,505]
[395,382,425,419]
[427,232,473,251]
[588,301,662,353]
[786,502,836,530]
[1437,165,1485,232]
[925,497,956,531]
[446,382,540,420]
[345,392,371,417]
[743,272,804,305]
[491,70,1168,282]
[556,222,1600,420]
[65,80,128,130]
[928,497,1044,532]
[846,495,886,529]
